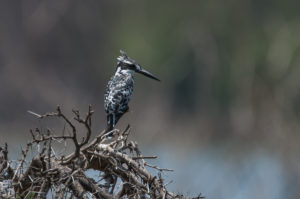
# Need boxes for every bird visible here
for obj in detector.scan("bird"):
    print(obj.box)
[104,50,160,132]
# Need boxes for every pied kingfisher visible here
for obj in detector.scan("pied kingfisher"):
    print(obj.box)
[104,50,160,131]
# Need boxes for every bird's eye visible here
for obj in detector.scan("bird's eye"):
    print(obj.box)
[125,63,134,69]
[129,64,135,69]
[120,62,134,70]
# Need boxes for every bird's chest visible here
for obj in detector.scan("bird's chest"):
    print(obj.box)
[105,74,134,110]
[111,74,134,92]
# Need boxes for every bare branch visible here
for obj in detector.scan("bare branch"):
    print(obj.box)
[0,106,203,199]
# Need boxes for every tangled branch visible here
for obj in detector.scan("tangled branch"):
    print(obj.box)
[0,106,203,199]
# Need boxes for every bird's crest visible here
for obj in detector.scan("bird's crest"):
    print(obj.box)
[117,50,135,65]
[120,50,127,57]
[117,50,128,62]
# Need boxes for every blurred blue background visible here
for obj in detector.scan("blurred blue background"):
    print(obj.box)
[0,1,300,198]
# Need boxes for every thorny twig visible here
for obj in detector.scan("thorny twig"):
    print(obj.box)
[0,106,203,199]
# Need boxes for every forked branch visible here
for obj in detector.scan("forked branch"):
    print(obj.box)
[0,106,203,199]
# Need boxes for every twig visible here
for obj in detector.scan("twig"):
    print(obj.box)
[132,156,157,160]
[144,163,174,172]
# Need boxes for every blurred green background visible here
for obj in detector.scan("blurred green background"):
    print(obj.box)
[1,1,300,198]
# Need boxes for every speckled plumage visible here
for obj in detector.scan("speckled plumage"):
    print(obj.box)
[104,69,134,130]
[104,50,160,131]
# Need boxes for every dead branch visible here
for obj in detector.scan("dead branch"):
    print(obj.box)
[0,106,203,199]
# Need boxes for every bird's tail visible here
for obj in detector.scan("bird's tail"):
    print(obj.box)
[105,114,114,132]
[103,114,117,139]
[104,114,122,138]
[105,124,114,133]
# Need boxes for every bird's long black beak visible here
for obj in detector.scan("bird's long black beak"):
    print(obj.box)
[137,68,160,81]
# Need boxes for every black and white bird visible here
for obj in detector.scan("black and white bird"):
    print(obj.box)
[104,50,160,131]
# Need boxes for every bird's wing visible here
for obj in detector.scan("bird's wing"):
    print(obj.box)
[104,75,133,115]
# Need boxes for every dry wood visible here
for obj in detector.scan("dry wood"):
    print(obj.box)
[0,106,204,199]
